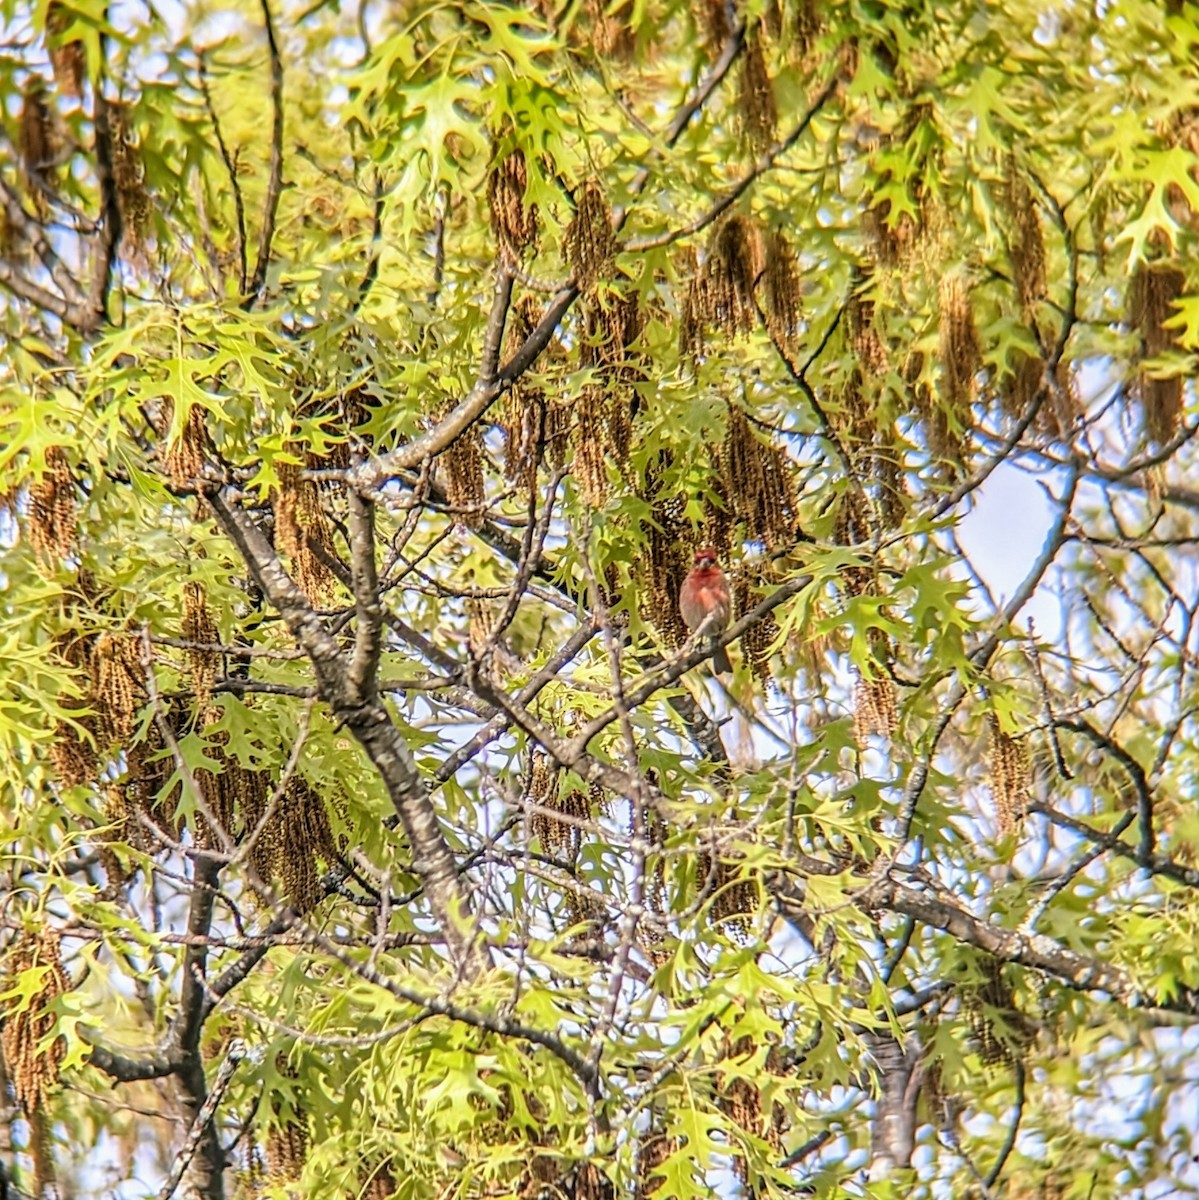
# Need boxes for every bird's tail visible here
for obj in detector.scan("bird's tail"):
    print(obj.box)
[711,641,732,675]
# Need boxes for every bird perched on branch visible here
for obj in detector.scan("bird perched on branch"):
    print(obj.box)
[679,546,732,674]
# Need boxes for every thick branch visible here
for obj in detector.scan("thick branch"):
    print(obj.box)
[347,491,383,701]
[170,856,226,1198]
[862,875,1134,1000]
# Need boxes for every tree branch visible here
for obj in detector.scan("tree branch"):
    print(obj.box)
[86,91,122,329]
[157,1039,245,1200]
[346,491,383,701]
[206,488,487,974]
[626,73,839,252]
[198,50,248,294]
[245,0,285,306]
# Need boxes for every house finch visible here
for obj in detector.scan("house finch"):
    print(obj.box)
[679,546,732,674]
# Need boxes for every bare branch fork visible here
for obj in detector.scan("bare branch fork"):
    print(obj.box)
[346,278,577,494]
[204,487,487,975]
[345,39,833,496]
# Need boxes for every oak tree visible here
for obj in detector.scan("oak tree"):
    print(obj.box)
[2,1,1199,1198]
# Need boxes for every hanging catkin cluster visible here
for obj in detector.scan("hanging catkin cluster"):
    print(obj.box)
[638,1131,679,1200]
[49,701,97,791]
[163,401,213,489]
[638,457,691,648]
[46,2,85,97]
[722,1069,761,1172]
[1129,260,1187,444]
[872,449,906,529]
[573,387,610,508]
[19,76,54,206]
[716,1035,788,1183]
[564,179,616,290]
[794,0,822,61]
[573,1163,613,1200]
[487,146,538,255]
[962,956,1035,1067]
[697,851,757,941]
[1,928,66,1197]
[359,1164,397,1200]
[564,879,608,935]
[436,420,486,528]
[112,696,190,846]
[174,707,307,884]
[938,273,981,418]
[861,110,940,268]
[1003,351,1042,422]
[109,100,151,260]
[294,381,369,481]
[264,1056,308,1187]
[517,1133,563,1198]
[853,671,898,743]
[190,706,261,850]
[182,763,338,911]
[1,928,68,1114]
[265,1121,307,1186]
[571,291,644,506]
[718,404,800,550]
[502,296,559,491]
[1003,350,1077,442]
[465,597,495,659]
[585,0,635,57]
[863,191,921,267]
[738,24,777,154]
[986,713,1030,836]
[731,562,778,685]
[270,778,341,913]
[1003,161,1046,316]
[833,490,874,597]
[761,229,802,345]
[581,290,644,386]
[831,363,876,464]
[903,349,955,463]
[682,216,763,356]
[696,0,735,49]
[274,458,338,603]
[181,580,219,704]
[28,445,77,563]
[528,752,582,859]
[848,291,888,377]
[89,631,143,745]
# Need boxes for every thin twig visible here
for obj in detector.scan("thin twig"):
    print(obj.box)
[985,1059,1026,1188]
[627,74,839,252]
[245,0,285,305]
[198,50,248,293]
